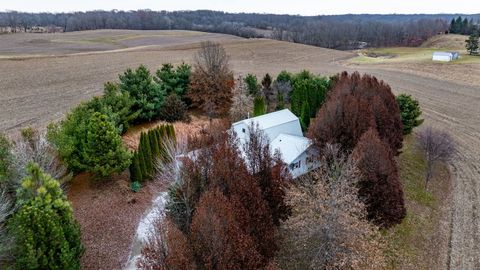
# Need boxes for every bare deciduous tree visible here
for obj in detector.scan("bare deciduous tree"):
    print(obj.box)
[416,127,456,190]
[188,42,234,119]
[138,217,196,270]
[0,189,14,264]
[11,128,71,188]
[276,144,386,269]
[229,76,253,122]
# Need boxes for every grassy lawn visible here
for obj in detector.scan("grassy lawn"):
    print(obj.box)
[351,47,480,64]
[383,135,451,269]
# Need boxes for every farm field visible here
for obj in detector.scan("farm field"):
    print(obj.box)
[1,30,479,269]
[347,34,480,87]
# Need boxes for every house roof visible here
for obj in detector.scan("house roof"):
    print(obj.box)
[433,51,457,56]
[270,133,312,164]
[232,109,299,130]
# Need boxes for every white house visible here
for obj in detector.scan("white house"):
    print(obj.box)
[432,51,459,62]
[232,109,319,178]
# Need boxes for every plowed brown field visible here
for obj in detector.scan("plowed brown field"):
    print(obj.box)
[1,30,478,270]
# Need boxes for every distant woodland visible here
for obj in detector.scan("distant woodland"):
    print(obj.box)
[1,10,479,49]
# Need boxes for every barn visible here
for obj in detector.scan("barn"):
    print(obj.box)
[232,109,319,178]
[432,51,459,62]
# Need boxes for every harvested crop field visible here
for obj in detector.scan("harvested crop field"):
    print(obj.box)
[1,30,479,269]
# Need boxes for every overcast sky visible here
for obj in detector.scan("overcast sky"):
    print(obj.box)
[2,0,479,15]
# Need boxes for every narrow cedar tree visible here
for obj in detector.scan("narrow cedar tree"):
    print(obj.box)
[138,147,148,182]
[137,134,149,179]
[190,189,264,270]
[129,152,143,182]
[253,96,266,116]
[300,101,310,131]
[261,73,273,111]
[188,41,234,119]
[352,128,406,228]
[140,132,153,176]
[83,112,131,177]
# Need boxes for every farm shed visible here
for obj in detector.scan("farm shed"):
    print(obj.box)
[432,51,459,62]
[232,109,319,178]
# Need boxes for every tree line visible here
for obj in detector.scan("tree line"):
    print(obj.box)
[2,10,476,49]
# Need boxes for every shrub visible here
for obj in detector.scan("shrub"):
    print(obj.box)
[48,110,131,177]
[119,65,165,122]
[188,42,234,119]
[84,112,132,178]
[276,70,293,84]
[352,129,406,227]
[10,163,83,269]
[253,96,266,116]
[130,181,141,193]
[396,94,424,135]
[158,94,189,122]
[244,73,260,96]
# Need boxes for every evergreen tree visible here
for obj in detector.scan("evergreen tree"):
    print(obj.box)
[466,33,479,55]
[276,91,285,110]
[300,101,310,131]
[261,73,273,111]
[150,130,161,158]
[244,74,260,96]
[141,132,153,176]
[129,152,143,182]
[119,65,165,122]
[138,147,148,181]
[396,94,424,135]
[83,112,132,178]
[253,96,266,116]
[11,163,84,269]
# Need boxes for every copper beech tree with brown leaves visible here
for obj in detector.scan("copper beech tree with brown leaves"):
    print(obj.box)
[308,71,403,154]
[188,41,235,119]
[138,123,290,269]
[352,129,406,228]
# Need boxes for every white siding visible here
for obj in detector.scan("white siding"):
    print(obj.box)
[287,147,320,178]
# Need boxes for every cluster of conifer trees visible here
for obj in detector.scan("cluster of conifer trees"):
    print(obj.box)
[129,125,175,183]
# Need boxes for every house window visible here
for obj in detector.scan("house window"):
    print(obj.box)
[289,160,301,170]
[242,128,246,133]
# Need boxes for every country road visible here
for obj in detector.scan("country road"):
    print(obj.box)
[0,33,479,269]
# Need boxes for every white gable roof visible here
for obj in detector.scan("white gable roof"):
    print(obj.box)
[270,133,311,164]
[232,109,299,130]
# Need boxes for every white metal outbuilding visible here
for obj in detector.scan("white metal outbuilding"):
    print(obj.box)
[432,51,459,62]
